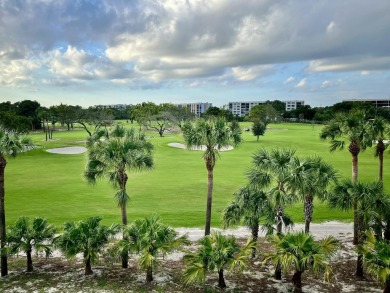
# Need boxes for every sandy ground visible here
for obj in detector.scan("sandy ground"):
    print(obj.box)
[46,146,87,154]
[168,142,234,151]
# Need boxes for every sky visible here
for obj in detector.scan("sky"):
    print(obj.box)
[0,0,389,108]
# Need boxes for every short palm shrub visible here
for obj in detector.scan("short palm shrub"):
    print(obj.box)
[359,230,390,293]
[57,216,119,275]
[264,231,339,293]
[117,214,189,283]
[6,216,56,272]
[183,231,254,289]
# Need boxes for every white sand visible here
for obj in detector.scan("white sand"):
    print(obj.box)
[46,146,87,154]
[168,142,233,151]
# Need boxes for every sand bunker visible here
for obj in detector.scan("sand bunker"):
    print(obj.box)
[168,142,233,151]
[46,146,87,154]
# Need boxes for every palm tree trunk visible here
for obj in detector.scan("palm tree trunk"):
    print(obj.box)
[384,220,390,242]
[26,250,33,272]
[146,266,153,283]
[218,268,226,288]
[205,165,213,236]
[0,155,8,277]
[352,153,359,245]
[292,270,303,293]
[251,221,259,258]
[85,255,93,275]
[356,214,364,277]
[274,262,282,280]
[384,278,390,293]
[276,206,283,234]
[304,194,314,233]
[119,171,129,269]
[378,150,384,182]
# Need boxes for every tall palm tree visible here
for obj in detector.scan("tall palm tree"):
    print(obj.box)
[368,116,389,182]
[84,125,154,268]
[264,231,339,293]
[57,216,118,275]
[183,231,254,289]
[223,186,271,257]
[359,230,390,293]
[247,147,302,279]
[181,118,241,236]
[247,148,299,235]
[118,214,189,283]
[0,126,32,276]
[6,217,56,272]
[320,110,372,244]
[296,157,338,233]
[328,180,386,277]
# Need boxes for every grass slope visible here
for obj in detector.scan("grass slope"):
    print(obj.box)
[4,122,388,228]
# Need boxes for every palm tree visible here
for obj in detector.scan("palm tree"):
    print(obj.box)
[264,231,339,293]
[181,118,241,236]
[359,230,390,293]
[247,148,299,235]
[247,148,302,279]
[57,216,118,275]
[368,116,389,182]
[84,125,154,268]
[328,180,386,277]
[223,186,271,257]
[296,157,338,233]
[6,217,56,272]
[183,231,254,289]
[320,110,372,244]
[117,214,189,283]
[0,126,32,276]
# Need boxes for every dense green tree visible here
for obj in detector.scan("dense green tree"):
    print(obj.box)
[15,100,41,130]
[183,231,254,289]
[144,112,177,137]
[57,217,118,275]
[248,104,279,122]
[118,215,189,283]
[320,111,372,244]
[7,217,56,272]
[251,120,267,141]
[0,127,32,276]
[84,125,154,268]
[368,117,389,182]
[264,232,339,293]
[182,118,241,235]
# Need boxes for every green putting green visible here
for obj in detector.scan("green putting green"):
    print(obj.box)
[4,122,388,228]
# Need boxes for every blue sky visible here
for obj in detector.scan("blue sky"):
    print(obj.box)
[0,0,389,108]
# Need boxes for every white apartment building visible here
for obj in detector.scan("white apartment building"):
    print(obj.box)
[228,100,304,117]
[176,102,212,117]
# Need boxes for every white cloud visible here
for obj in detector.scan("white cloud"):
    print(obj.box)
[295,78,307,88]
[0,59,40,86]
[360,71,370,75]
[321,80,330,88]
[284,76,295,84]
[231,65,273,81]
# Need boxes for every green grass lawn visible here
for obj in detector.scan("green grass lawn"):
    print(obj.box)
[4,122,389,229]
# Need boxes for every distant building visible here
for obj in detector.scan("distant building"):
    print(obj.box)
[95,104,129,109]
[175,102,212,117]
[342,99,390,108]
[228,100,305,117]
[285,100,305,111]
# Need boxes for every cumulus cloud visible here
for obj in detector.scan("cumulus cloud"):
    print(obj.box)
[0,59,40,86]
[231,65,273,81]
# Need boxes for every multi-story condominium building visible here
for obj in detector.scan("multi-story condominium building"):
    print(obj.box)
[285,100,305,111]
[342,98,390,108]
[228,100,304,117]
[175,102,212,117]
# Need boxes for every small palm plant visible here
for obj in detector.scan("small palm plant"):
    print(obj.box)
[57,216,119,275]
[359,230,390,293]
[264,231,339,293]
[223,186,271,257]
[117,214,189,283]
[6,217,56,272]
[183,231,254,289]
